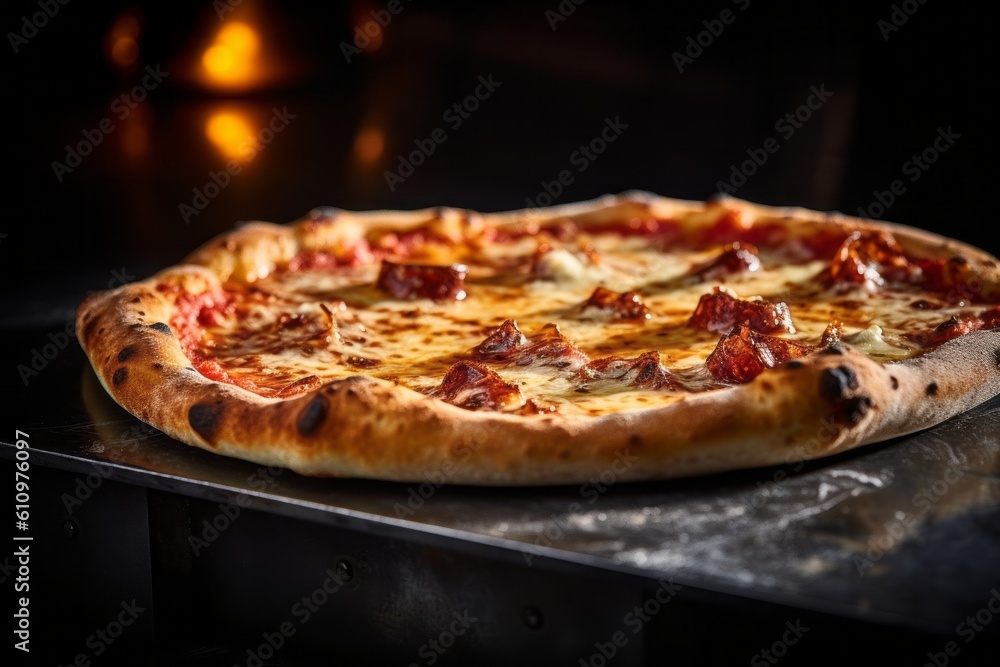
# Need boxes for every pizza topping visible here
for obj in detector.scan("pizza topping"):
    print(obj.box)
[288,240,375,271]
[688,286,795,335]
[435,361,524,411]
[706,325,814,384]
[824,230,917,289]
[345,356,381,368]
[820,321,843,348]
[532,247,591,283]
[843,325,913,360]
[376,260,468,301]
[916,257,999,303]
[584,217,680,239]
[691,242,761,281]
[579,351,677,390]
[580,287,651,321]
[472,320,589,370]
[157,201,996,415]
[909,306,1000,348]
[472,319,527,359]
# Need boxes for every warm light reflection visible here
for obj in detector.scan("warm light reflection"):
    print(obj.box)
[353,3,384,53]
[354,127,385,164]
[106,13,141,68]
[219,22,260,54]
[120,102,152,158]
[201,21,261,87]
[205,111,256,159]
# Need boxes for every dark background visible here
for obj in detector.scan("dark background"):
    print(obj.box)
[3,0,996,327]
[3,2,999,664]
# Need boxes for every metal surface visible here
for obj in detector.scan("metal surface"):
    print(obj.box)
[4,331,1000,635]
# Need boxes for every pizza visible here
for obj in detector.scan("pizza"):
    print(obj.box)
[75,193,1000,485]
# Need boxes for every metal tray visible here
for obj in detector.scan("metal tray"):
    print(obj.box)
[4,328,999,634]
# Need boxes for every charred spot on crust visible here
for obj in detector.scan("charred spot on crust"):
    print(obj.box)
[148,322,172,334]
[843,396,873,425]
[297,394,329,436]
[112,368,128,386]
[152,363,163,370]
[82,316,101,342]
[130,296,141,303]
[890,376,899,390]
[785,360,805,369]
[819,365,859,402]
[629,434,642,446]
[117,346,136,362]
[189,402,224,444]
[926,382,939,396]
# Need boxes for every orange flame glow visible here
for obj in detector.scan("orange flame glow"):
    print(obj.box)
[353,127,385,165]
[205,111,256,159]
[106,13,141,68]
[201,22,261,88]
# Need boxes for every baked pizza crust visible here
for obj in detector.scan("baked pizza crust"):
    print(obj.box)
[75,193,1000,485]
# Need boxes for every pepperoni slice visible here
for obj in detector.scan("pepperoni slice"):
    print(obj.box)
[472,320,590,370]
[581,287,651,321]
[580,351,676,390]
[472,319,527,359]
[689,287,795,335]
[909,306,1000,348]
[436,361,523,411]
[376,261,468,301]
[706,325,815,384]
[691,242,761,281]
[825,230,917,288]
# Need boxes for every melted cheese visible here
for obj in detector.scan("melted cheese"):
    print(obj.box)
[188,231,983,415]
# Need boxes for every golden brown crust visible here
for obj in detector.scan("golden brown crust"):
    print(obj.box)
[76,193,1000,485]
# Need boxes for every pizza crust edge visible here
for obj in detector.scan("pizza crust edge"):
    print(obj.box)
[75,193,1000,485]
